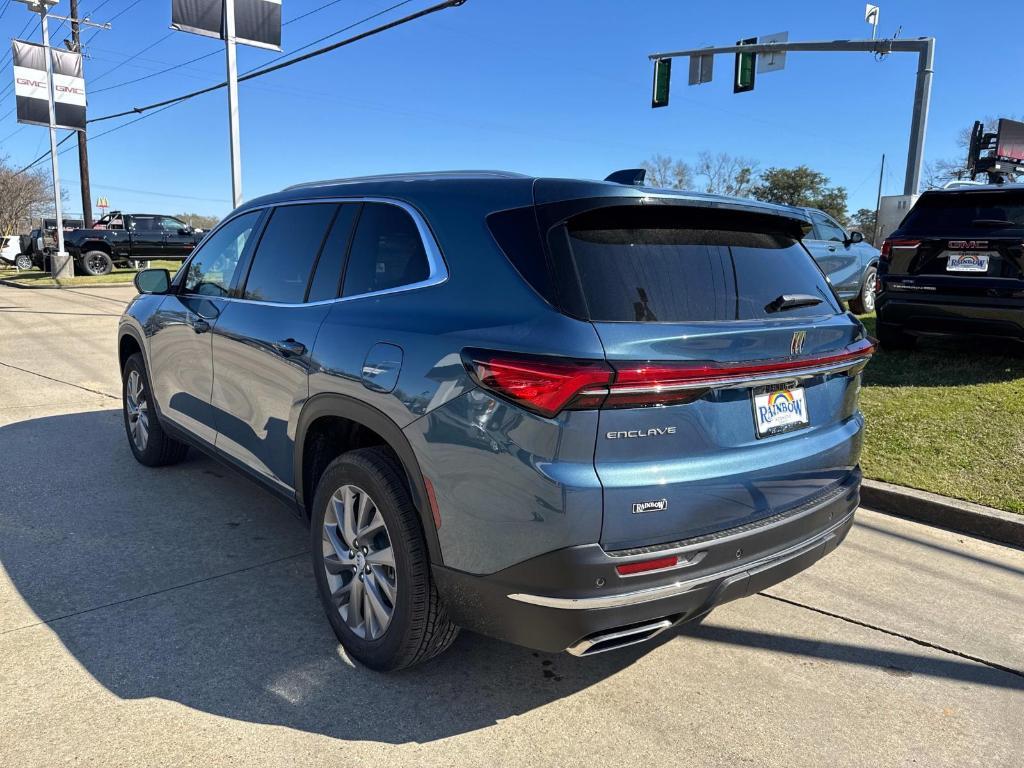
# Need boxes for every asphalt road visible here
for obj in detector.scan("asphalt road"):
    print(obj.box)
[1,284,1022,767]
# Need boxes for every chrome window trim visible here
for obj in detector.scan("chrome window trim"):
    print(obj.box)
[178,196,448,306]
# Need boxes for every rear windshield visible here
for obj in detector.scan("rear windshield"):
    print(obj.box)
[490,203,839,322]
[900,190,1024,236]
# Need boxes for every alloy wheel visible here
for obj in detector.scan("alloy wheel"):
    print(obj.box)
[863,280,876,313]
[87,253,107,274]
[125,369,150,452]
[321,484,398,640]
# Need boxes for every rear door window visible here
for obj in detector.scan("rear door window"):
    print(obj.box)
[342,203,430,297]
[241,203,338,303]
[559,208,840,322]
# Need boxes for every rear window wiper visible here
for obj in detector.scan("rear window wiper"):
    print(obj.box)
[765,293,823,313]
[971,218,1017,227]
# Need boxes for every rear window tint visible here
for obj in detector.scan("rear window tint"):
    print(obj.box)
[900,191,1024,235]
[565,226,837,322]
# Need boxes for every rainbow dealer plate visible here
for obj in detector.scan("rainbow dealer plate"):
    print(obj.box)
[752,385,809,438]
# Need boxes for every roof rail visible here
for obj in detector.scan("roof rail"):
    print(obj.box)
[605,168,647,186]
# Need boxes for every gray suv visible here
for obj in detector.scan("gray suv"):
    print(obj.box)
[119,172,873,670]
[796,207,880,314]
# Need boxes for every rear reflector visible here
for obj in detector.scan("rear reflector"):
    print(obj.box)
[615,555,679,576]
[462,339,874,418]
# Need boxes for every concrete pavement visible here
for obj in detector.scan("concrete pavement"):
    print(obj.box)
[1,284,1021,767]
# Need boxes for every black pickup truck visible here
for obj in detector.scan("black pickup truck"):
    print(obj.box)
[63,212,203,275]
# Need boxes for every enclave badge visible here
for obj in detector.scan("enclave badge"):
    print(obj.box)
[632,499,668,514]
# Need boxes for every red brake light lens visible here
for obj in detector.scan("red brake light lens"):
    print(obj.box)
[880,238,921,262]
[462,351,612,418]
[463,339,875,418]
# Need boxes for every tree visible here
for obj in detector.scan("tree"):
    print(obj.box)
[849,208,879,245]
[750,165,848,223]
[694,151,758,197]
[175,212,220,231]
[0,155,52,238]
[640,153,692,190]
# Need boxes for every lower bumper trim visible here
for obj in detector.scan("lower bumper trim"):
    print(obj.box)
[508,512,851,611]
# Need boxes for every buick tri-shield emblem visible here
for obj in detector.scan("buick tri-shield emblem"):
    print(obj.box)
[791,330,807,355]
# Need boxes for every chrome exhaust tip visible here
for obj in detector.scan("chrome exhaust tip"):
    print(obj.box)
[566,618,674,657]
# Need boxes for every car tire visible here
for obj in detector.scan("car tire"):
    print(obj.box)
[121,353,189,466]
[877,322,917,351]
[14,253,32,271]
[311,446,458,671]
[848,267,877,315]
[81,250,113,276]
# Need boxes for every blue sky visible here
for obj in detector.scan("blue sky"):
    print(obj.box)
[2,0,1022,218]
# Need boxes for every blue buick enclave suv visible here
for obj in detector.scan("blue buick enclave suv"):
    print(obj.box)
[118,171,873,670]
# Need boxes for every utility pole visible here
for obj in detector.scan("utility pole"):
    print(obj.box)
[68,0,92,227]
[647,37,936,195]
[224,0,242,208]
[873,153,885,246]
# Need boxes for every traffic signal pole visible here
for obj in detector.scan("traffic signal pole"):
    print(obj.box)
[224,0,242,209]
[647,37,936,196]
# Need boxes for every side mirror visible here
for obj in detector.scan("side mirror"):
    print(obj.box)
[847,231,864,245]
[178,227,192,236]
[134,268,170,295]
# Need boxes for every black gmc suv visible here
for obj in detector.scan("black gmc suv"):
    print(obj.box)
[876,184,1024,349]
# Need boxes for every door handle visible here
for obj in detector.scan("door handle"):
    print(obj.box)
[273,338,306,357]
[827,245,837,252]
[188,315,210,334]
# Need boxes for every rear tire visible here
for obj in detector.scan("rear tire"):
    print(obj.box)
[848,267,877,314]
[877,322,917,351]
[14,253,32,271]
[80,250,113,276]
[121,353,189,466]
[311,446,458,671]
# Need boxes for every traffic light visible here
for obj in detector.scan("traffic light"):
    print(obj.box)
[734,37,757,93]
[651,58,671,108]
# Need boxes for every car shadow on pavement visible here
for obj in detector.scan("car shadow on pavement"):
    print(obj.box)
[2,409,1020,746]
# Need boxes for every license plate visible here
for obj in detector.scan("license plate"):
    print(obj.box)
[753,385,809,438]
[945,251,993,272]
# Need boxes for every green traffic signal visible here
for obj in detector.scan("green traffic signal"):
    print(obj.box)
[652,58,671,108]
[734,37,757,93]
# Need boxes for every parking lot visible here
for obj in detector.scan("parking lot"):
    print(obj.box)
[0,283,1022,767]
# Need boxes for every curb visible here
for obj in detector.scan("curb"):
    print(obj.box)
[0,278,136,290]
[861,479,1024,548]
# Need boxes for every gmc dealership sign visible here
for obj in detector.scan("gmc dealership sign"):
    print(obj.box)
[11,40,86,131]
[172,0,283,51]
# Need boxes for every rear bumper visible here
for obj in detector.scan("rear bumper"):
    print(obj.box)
[876,291,1024,340]
[432,472,859,654]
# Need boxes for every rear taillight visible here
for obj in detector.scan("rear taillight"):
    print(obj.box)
[462,351,612,418]
[463,339,875,418]
[879,238,921,262]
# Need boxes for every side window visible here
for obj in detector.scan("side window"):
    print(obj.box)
[183,211,260,296]
[158,216,186,233]
[241,203,338,303]
[133,216,158,233]
[342,203,430,297]
[306,204,359,302]
[813,213,847,243]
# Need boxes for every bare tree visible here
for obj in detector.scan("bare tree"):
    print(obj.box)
[0,155,52,237]
[694,151,759,197]
[641,153,692,190]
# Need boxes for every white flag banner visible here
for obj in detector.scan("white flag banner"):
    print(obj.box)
[11,40,87,131]
[172,0,283,51]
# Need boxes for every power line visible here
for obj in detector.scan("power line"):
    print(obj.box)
[12,0,465,176]
[92,0,432,122]
[91,0,358,95]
